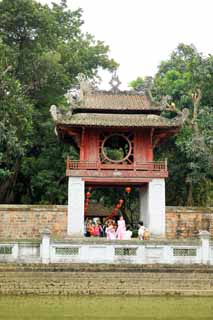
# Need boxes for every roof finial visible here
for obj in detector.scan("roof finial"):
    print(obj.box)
[77,73,91,100]
[109,72,121,93]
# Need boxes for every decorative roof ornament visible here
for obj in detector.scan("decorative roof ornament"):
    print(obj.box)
[50,105,61,121]
[77,73,91,100]
[65,88,79,106]
[143,76,153,91]
[109,72,121,93]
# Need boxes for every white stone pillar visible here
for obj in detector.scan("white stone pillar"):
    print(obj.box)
[139,179,165,237]
[12,243,19,261]
[139,185,149,227]
[68,177,85,237]
[199,230,210,264]
[41,229,50,264]
[149,179,165,237]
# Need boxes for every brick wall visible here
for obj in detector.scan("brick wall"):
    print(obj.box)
[166,207,213,239]
[0,205,212,240]
[0,205,67,240]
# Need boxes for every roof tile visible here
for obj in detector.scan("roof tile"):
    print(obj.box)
[59,113,181,128]
[79,93,162,110]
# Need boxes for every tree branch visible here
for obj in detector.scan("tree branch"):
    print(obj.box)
[1,65,12,77]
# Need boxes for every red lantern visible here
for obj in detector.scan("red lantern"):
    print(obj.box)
[125,187,131,193]
[85,204,89,209]
[85,198,89,204]
[119,199,124,205]
[116,204,121,209]
[86,191,91,198]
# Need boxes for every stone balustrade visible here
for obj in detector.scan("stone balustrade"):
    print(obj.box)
[0,231,212,265]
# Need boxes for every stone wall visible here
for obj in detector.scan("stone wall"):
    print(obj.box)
[0,205,212,240]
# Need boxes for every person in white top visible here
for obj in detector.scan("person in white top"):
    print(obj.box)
[138,221,146,240]
[123,225,132,240]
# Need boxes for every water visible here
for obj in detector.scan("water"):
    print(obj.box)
[0,296,212,320]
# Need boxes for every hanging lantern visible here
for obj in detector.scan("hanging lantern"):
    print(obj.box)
[85,204,89,209]
[119,199,124,205]
[125,187,131,193]
[116,204,121,209]
[86,191,91,198]
[85,198,89,204]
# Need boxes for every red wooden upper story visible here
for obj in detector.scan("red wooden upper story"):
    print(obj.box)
[50,74,187,182]
[65,127,168,179]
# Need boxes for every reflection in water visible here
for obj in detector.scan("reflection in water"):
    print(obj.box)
[0,296,213,320]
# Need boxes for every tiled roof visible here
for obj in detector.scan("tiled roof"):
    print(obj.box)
[57,113,181,128]
[78,92,163,111]
[86,202,114,217]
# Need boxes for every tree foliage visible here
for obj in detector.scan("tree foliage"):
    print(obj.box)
[129,43,213,206]
[1,1,212,208]
[154,44,213,206]
[128,76,144,90]
[0,0,117,204]
[0,40,33,202]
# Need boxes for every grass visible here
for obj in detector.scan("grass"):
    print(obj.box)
[0,296,213,320]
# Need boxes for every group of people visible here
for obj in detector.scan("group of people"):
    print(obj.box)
[85,216,149,240]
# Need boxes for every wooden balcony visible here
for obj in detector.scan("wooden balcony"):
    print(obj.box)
[66,159,168,182]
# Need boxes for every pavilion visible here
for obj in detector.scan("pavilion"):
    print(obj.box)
[50,74,188,237]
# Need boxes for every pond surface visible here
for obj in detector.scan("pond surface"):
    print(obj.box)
[0,296,212,320]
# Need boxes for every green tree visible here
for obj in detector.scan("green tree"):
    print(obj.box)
[0,41,33,202]
[154,44,213,206]
[0,0,117,203]
[130,44,213,206]
[128,76,144,90]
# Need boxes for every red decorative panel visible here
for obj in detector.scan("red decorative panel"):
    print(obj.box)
[71,127,163,179]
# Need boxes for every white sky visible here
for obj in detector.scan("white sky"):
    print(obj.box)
[38,0,213,89]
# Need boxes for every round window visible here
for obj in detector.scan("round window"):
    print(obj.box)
[101,134,131,163]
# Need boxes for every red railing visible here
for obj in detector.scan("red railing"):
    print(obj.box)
[66,159,167,172]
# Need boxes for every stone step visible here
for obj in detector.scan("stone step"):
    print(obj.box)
[0,276,212,289]
[0,264,213,296]
[0,271,212,278]
[1,287,213,296]
[1,271,213,280]
[0,262,213,273]
[1,265,213,274]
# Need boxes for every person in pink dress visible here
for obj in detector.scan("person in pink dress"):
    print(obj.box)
[106,220,116,240]
[116,215,126,240]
